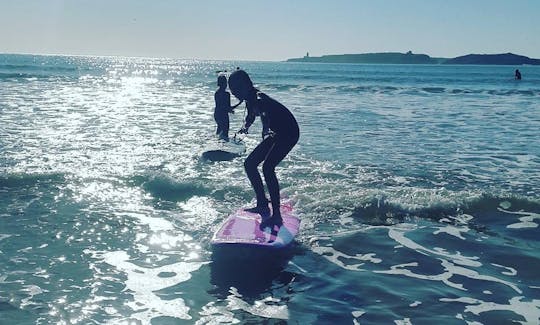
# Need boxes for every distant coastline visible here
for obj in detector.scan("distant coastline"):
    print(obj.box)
[286,52,540,65]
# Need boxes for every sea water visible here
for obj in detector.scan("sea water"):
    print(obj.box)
[1,54,539,324]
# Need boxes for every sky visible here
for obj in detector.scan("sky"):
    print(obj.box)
[1,0,539,61]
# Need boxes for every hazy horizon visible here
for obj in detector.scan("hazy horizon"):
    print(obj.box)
[2,50,540,63]
[1,0,539,61]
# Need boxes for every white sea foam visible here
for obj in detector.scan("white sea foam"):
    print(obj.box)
[434,223,470,240]
[491,263,518,276]
[102,250,205,322]
[311,244,382,271]
[394,317,413,325]
[440,296,540,324]
[379,227,522,294]
[388,226,481,267]
[196,287,289,322]
[501,207,540,229]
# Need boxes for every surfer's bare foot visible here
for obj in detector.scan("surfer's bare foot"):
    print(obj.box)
[244,205,270,216]
[259,215,283,231]
[270,212,283,225]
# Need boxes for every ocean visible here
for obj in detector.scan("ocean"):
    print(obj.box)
[1,54,539,324]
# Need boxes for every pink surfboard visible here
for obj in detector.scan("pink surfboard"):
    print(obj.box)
[211,200,300,248]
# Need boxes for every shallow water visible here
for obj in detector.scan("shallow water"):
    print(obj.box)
[1,54,539,324]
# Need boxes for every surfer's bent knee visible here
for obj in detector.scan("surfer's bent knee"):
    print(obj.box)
[262,161,276,178]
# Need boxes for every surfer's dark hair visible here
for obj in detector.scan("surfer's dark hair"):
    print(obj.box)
[228,69,253,89]
[217,74,227,87]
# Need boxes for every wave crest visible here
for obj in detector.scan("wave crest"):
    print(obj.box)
[131,173,209,202]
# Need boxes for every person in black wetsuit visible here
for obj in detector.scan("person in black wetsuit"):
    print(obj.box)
[214,74,242,141]
[515,69,522,80]
[228,70,300,229]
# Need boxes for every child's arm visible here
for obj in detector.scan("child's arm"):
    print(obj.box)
[225,92,233,113]
[239,101,256,133]
[231,100,243,110]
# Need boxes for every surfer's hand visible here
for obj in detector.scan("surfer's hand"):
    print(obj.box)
[262,130,275,139]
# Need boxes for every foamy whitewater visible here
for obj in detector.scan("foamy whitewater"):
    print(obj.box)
[1,54,539,324]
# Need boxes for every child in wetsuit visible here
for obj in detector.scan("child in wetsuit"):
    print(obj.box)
[228,70,300,229]
[214,75,242,141]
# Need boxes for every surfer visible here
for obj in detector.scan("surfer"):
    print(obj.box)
[515,69,522,80]
[228,70,300,229]
[214,74,242,141]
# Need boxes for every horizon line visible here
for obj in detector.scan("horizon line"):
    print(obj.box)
[2,50,539,62]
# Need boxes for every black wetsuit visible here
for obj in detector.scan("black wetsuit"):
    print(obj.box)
[214,89,232,140]
[244,92,300,217]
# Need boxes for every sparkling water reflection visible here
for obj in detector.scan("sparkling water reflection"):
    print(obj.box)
[1,55,539,324]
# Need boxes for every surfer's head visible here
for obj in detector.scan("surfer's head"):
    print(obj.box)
[217,74,227,88]
[228,70,254,101]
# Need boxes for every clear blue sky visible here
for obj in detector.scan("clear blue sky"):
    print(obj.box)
[1,0,539,60]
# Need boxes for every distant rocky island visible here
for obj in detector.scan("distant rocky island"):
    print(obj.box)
[287,51,540,65]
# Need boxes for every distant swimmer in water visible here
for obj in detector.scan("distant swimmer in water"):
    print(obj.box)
[515,69,522,80]
[214,74,243,141]
[228,70,300,230]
